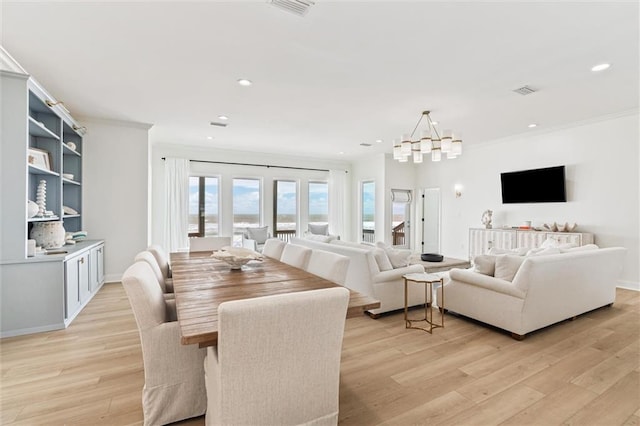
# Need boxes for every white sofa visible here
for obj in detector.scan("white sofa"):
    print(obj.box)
[440,247,626,339]
[289,237,425,315]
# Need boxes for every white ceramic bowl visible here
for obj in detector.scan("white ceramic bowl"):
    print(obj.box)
[211,247,263,270]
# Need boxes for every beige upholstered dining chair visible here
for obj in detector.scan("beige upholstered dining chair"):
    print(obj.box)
[122,262,207,426]
[280,243,312,269]
[147,244,171,279]
[189,236,232,252]
[261,238,286,260]
[134,251,173,293]
[306,249,351,285]
[204,287,350,426]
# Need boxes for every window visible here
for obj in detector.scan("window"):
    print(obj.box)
[189,176,219,237]
[391,189,412,248]
[361,181,375,243]
[233,178,261,232]
[308,181,329,226]
[274,180,297,241]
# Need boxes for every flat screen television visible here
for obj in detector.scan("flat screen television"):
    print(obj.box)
[501,165,566,203]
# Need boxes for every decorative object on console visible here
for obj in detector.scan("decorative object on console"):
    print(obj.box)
[421,253,444,262]
[392,110,462,163]
[27,200,39,218]
[481,209,493,229]
[36,180,46,217]
[543,222,577,232]
[30,221,66,249]
[211,247,263,270]
[65,142,76,151]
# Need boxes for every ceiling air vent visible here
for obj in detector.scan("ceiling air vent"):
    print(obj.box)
[359,142,372,147]
[513,85,537,96]
[269,0,315,17]
[210,121,228,127]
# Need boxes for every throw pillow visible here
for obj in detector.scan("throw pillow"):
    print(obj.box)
[494,255,526,282]
[540,236,560,249]
[372,248,393,271]
[526,247,561,256]
[308,223,329,236]
[384,246,411,268]
[487,247,528,256]
[247,226,269,244]
[473,254,496,276]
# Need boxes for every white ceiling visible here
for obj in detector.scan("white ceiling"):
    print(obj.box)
[2,1,638,161]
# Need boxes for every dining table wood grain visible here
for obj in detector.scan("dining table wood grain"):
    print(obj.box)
[170,251,381,347]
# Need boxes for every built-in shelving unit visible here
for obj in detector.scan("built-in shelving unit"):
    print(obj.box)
[0,51,103,337]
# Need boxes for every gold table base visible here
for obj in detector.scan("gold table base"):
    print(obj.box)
[403,274,444,334]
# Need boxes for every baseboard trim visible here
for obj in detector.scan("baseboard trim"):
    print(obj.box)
[617,280,640,291]
[104,273,122,283]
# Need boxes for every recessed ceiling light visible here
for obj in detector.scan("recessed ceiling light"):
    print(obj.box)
[237,79,252,86]
[528,123,537,128]
[218,115,229,120]
[207,136,214,140]
[591,63,610,72]
[375,139,383,144]
[338,151,344,155]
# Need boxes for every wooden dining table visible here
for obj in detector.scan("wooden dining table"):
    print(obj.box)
[170,251,381,347]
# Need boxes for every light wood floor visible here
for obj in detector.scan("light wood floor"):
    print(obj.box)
[1,283,638,425]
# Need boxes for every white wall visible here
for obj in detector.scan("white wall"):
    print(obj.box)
[82,118,151,282]
[416,112,640,288]
[150,144,351,247]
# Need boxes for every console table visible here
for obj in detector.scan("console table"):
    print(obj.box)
[468,228,595,259]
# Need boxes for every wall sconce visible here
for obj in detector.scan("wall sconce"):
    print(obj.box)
[454,184,463,198]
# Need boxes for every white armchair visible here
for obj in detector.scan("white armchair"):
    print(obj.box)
[204,287,350,425]
[121,262,207,426]
[241,226,271,252]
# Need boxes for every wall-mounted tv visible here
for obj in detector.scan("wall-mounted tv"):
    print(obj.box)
[501,165,566,204]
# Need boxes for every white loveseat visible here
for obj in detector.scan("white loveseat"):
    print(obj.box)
[289,237,425,315]
[440,247,626,339]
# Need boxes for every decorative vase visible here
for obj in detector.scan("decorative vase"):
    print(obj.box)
[30,221,66,249]
[36,180,47,217]
[27,200,39,218]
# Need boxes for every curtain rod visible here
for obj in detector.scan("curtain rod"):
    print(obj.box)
[161,157,348,173]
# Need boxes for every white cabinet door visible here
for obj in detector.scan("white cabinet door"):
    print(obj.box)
[90,244,105,292]
[66,251,90,321]
[65,257,81,320]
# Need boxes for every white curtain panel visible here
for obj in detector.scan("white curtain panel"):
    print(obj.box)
[329,169,346,237]
[164,158,190,252]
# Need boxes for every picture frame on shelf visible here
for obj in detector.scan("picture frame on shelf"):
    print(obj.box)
[27,148,51,171]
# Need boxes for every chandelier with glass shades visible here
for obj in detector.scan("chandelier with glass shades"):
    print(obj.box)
[392,110,462,163]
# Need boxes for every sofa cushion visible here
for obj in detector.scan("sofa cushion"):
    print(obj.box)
[473,254,496,276]
[560,244,599,253]
[372,248,393,271]
[494,255,526,281]
[246,226,269,244]
[305,234,333,243]
[308,223,329,236]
